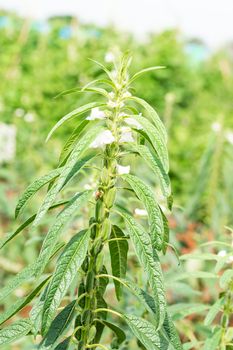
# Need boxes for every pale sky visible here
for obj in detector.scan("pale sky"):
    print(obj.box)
[0,0,232,47]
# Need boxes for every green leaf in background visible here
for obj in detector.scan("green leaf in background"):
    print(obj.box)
[15,167,62,218]
[109,225,128,300]
[46,101,105,141]
[121,174,164,251]
[0,276,50,325]
[116,205,166,329]
[35,191,91,276]
[129,144,171,197]
[0,199,70,250]
[0,319,32,346]
[203,328,221,350]
[124,314,168,350]
[41,230,90,334]
[39,301,76,349]
[204,297,224,326]
[34,125,101,226]
[54,337,71,350]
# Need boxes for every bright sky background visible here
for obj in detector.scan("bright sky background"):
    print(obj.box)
[0,0,232,48]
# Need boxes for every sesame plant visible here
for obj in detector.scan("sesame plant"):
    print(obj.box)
[0,53,182,350]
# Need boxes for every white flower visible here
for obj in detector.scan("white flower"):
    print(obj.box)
[108,92,115,99]
[227,255,233,263]
[122,91,131,98]
[119,127,134,143]
[218,250,227,257]
[225,131,233,145]
[0,123,16,164]
[125,117,142,130]
[105,52,115,63]
[86,107,106,121]
[14,108,24,118]
[107,100,124,109]
[90,130,115,148]
[135,208,148,216]
[211,122,221,133]
[116,164,130,175]
[24,112,35,123]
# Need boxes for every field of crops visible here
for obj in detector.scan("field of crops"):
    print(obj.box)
[0,10,233,350]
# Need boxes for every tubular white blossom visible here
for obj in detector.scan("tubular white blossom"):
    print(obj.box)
[125,117,142,130]
[107,100,124,109]
[134,208,148,216]
[218,250,227,257]
[122,91,132,98]
[90,130,115,149]
[116,164,130,175]
[104,52,115,63]
[86,107,106,121]
[119,127,134,143]
[0,123,16,164]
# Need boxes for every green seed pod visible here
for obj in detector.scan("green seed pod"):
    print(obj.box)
[78,282,86,308]
[102,218,111,240]
[96,253,104,273]
[78,340,84,350]
[87,325,97,343]
[89,217,97,239]
[105,187,116,208]
[82,310,92,324]
[81,256,89,273]
[74,314,82,340]
[86,270,95,293]
[101,167,109,185]
[95,199,105,221]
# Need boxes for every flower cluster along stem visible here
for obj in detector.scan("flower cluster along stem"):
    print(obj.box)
[77,82,126,349]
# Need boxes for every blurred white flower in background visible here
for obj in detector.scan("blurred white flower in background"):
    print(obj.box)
[122,91,131,98]
[218,250,227,257]
[225,131,233,145]
[134,208,148,216]
[116,164,130,175]
[90,130,115,148]
[14,108,25,118]
[86,107,106,120]
[119,126,134,143]
[24,112,35,123]
[104,52,115,63]
[211,122,222,133]
[0,123,16,164]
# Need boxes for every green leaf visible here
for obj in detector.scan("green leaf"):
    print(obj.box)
[120,279,182,350]
[203,328,221,350]
[39,301,76,349]
[204,297,224,326]
[58,119,89,166]
[35,191,91,276]
[34,126,102,226]
[168,303,209,319]
[180,253,218,261]
[109,225,128,300]
[124,314,168,350]
[46,101,105,141]
[41,230,90,334]
[0,199,70,250]
[0,243,63,302]
[129,144,170,196]
[160,208,169,254]
[89,59,114,82]
[0,319,32,346]
[121,174,164,251]
[219,269,233,289]
[131,114,169,172]
[0,276,50,325]
[99,320,126,345]
[116,206,166,329]
[15,168,62,218]
[129,66,165,83]
[54,337,71,350]
[128,96,167,143]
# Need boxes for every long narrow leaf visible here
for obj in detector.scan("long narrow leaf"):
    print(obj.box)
[0,319,32,346]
